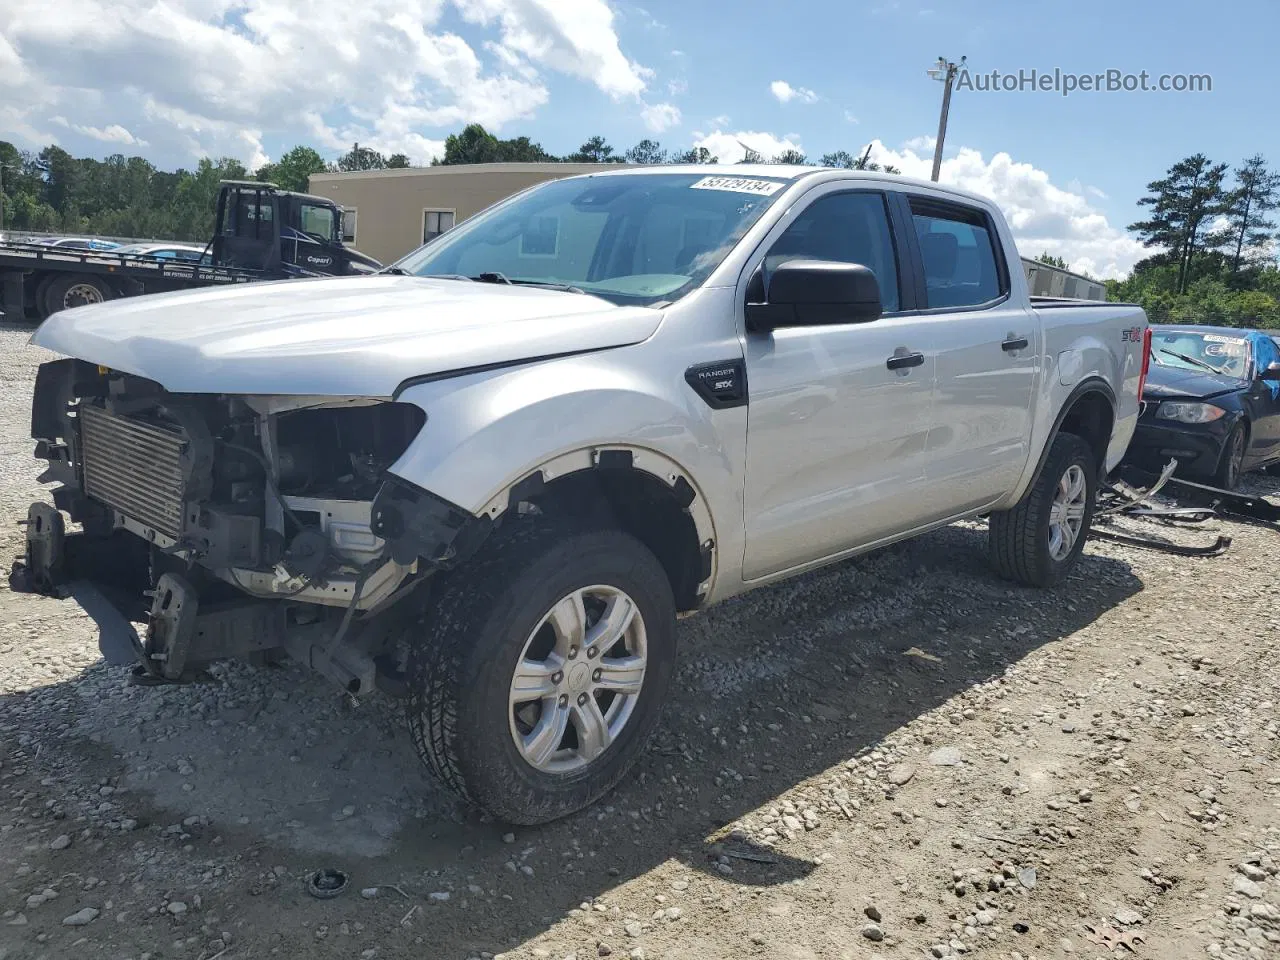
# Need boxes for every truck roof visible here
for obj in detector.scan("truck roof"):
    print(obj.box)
[218,180,337,207]
[568,163,996,208]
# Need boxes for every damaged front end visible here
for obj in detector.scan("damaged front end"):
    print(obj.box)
[26,359,489,693]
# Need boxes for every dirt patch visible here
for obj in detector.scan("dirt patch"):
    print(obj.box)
[1,322,1277,960]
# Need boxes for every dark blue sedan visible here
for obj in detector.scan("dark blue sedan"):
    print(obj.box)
[1124,325,1280,488]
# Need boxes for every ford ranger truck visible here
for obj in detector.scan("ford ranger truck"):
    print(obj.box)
[24,166,1151,825]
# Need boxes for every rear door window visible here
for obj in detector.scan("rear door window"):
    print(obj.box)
[909,198,1007,309]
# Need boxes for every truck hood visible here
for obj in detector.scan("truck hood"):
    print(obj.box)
[1142,362,1246,401]
[30,275,662,396]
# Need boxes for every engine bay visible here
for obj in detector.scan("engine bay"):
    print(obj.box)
[30,360,428,604]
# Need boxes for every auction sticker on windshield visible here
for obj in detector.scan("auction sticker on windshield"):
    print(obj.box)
[690,176,786,196]
[1203,334,1245,344]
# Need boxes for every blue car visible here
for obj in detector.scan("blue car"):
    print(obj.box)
[1124,325,1280,488]
[33,237,121,251]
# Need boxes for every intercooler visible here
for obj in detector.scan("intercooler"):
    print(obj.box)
[78,404,187,539]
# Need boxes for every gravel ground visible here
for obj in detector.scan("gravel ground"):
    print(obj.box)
[1,319,1278,960]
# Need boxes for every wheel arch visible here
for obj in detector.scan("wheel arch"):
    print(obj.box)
[1020,378,1117,500]
[478,445,718,612]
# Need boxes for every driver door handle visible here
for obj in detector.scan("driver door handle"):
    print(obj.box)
[886,351,925,370]
[1002,336,1029,352]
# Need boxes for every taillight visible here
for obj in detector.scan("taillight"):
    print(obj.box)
[1136,326,1152,399]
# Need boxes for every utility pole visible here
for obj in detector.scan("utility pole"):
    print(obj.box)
[927,56,965,182]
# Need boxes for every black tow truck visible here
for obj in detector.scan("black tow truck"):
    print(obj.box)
[0,181,381,322]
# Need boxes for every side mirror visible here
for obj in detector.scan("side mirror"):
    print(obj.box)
[746,260,883,332]
[1261,361,1280,381]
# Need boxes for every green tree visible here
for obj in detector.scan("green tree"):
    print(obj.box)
[1129,153,1230,295]
[1035,252,1070,269]
[772,149,808,165]
[500,136,554,162]
[436,124,553,164]
[387,153,411,168]
[1224,155,1279,274]
[336,142,386,172]
[255,145,328,192]
[565,135,623,163]
[672,146,717,164]
[624,139,668,164]
[820,147,900,174]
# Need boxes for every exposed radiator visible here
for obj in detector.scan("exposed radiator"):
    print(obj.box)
[79,404,187,539]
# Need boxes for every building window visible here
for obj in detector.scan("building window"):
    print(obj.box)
[424,209,456,244]
[342,207,357,243]
[519,215,559,257]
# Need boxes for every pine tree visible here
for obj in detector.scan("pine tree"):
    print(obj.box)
[1128,154,1230,295]
[624,139,668,165]
[1224,155,1280,273]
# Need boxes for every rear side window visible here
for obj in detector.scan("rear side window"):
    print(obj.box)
[909,199,1006,309]
[763,192,900,312]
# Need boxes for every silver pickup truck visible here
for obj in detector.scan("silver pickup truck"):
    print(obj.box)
[25,165,1151,824]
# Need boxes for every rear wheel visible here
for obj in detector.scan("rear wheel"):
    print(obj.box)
[44,274,113,316]
[406,520,677,825]
[988,432,1096,587]
[1212,422,1247,490]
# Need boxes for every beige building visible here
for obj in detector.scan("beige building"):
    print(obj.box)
[308,163,631,266]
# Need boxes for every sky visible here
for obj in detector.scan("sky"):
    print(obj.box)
[2,0,1278,279]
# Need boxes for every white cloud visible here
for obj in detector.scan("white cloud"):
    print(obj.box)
[667,77,687,96]
[51,116,146,146]
[770,80,818,105]
[454,0,649,99]
[862,139,1145,279]
[903,134,936,151]
[693,129,803,164]
[0,0,648,167]
[843,110,859,124]
[708,114,731,128]
[640,102,681,133]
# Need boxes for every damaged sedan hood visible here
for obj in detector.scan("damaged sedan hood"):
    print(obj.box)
[30,275,662,396]
[1142,363,1247,401]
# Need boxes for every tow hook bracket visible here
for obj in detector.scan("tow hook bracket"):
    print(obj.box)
[21,502,66,595]
[137,572,202,684]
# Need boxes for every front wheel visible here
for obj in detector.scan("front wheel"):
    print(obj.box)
[988,432,1096,588]
[406,521,677,825]
[1212,422,1247,490]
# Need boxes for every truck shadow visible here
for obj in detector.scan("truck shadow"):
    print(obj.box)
[0,520,1142,957]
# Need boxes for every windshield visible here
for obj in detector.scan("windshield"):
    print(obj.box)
[393,173,792,306]
[300,203,337,242]
[1151,331,1252,378]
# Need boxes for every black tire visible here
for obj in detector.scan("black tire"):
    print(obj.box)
[1212,422,1247,490]
[406,519,678,825]
[43,274,113,317]
[988,431,1096,588]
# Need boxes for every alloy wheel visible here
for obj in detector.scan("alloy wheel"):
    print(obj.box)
[508,585,648,774]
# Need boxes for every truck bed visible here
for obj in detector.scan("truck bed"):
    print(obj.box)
[0,241,263,322]
[0,241,262,286]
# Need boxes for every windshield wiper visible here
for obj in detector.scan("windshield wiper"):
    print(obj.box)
[507,278,586,294]
[1157,348,1213,373]
[1158,348,1219,374]
[468,272,585,294]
